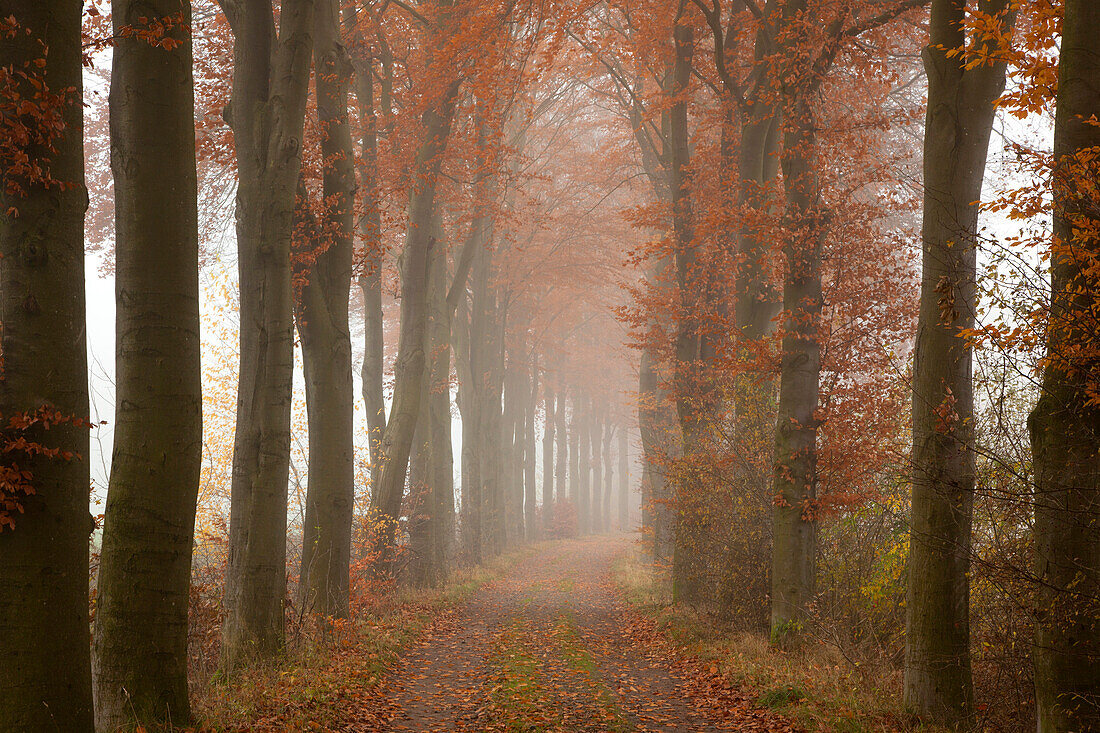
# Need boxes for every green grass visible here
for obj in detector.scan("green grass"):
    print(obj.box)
[485,618,558,732]
[554,613,633,733]
[757,684,807,709]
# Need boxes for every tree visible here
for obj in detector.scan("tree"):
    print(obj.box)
[542,383,555,529]
[555,386,569,523]
[370,45,460,572]
[345,3,389,488]
[524,359,538,539]
[1028,1,1100,727]
[906,0,1014,723]
[769,0,829,645]
[0,2,94,729]
[92,0,202,726]
[618,425,629,529]
[216,0,317,668]
[668,8,702,603]
[295,0,355,619]
[602,415,613,533]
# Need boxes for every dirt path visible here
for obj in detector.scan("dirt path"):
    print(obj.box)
[357,535,793,732]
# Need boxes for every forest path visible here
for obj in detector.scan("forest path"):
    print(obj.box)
[367,535,793,732]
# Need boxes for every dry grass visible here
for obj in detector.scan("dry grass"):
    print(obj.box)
[189,545,538,731]
[612,547,948,733]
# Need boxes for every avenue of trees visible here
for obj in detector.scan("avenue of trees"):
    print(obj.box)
[0,0,1097,731]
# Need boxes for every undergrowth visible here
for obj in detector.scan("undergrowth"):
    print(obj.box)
[185,547,536,732]
[611,547,948,733]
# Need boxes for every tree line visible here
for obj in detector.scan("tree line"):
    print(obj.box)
[0,1,1097,732]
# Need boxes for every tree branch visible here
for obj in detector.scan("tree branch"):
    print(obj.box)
[214,0,241,35]
[843,0,929,38]
[388,0,431,28]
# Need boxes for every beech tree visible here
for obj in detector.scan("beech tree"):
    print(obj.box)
[295,0,355,618]
[216,0,317,668]
[0,3,94,729]
[618,426,629,529]
[906,0,1014,724]
[1028,1,1100,727]
[92,0,202,726]
[542,384,555,528]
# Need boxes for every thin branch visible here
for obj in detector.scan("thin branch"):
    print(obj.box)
[388,0,431,28]
[842,0,929,39]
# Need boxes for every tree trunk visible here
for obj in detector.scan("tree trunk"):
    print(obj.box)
[502,353,525,543]
[408,213,453,586]
[618,426,629,530]
[603,417,613,534]
[296,0,355,618]
[429,231,456,576]
[639,340,674,563]
[455,293,482,561]
[569,393,580,510]
[92,0,201,726]
[221,0,316,670]
[578,395,592,534]
[905,0,1012,723]
[467,223,502,556]
[542,384,555,531]
[1028,2,1100,728]
[556,386,569,530]
[669,18,705,605]
[0,2,93,729]
[345,8,387,491]
[407,382,433,584]
[525,358,538,540]
[484,306,507,554]
[591,406,603,532]
[769,18,824,640]
[371,81,460,576]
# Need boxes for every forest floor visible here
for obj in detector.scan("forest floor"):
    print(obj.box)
[345,535,794,732]
[196,536,804,731]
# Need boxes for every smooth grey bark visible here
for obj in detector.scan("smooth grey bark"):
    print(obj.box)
[371,79,460,575]
[1028,2,1100,728]
[569,393,580,509]
[430,226,458,574]
[626,70,677,566]
[639,340,674,563]
[0,2,93,729]
[465,220,499,556]
[591,406,603,532]
[503,353,525,543]
[618,427,630,530]
[525,359,538,539]
[464,219,507,555]
[555,387,569,526]
[92,0,201,727]
[542,384,555,531]
[344,4,387,491]
[455,293,482,561]
[694,0,782,618]
[483,305,507,554]
[905,0,1013,723]
[769,0,825,640]
[729,1,781,344]
[407,377,434,585]
[602,416,613,534]
[452,126,494,560]
[668,18,705,605]
[296,0,355,618]
[408,214,454,586]
[218,0,316,669]
[578,394,592,534]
